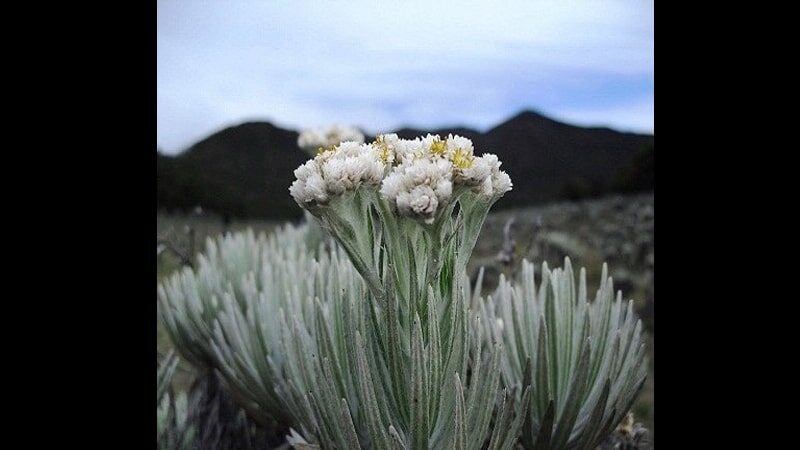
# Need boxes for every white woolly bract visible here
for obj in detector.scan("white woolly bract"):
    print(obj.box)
[480,153,513,198]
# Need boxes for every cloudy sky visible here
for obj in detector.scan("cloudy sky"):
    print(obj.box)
[158,0,653,154]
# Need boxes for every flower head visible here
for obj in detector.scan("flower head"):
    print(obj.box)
[373,134,399,165]
[446,134,475,161]
[290,159,329,204]
[289,141,383,205]
[381,157,453,223]
[297,125,365,155]
[397,185,439,224]
[482,153,513,198]
[451,147,474,170]
[291,133,512,220]
[429,135,447,157]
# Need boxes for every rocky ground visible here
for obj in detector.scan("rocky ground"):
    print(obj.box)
[472,192,654,331]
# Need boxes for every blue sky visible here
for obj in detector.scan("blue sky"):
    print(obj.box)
[158,0,653,154]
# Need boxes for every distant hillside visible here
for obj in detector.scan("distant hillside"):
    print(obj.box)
[158,122,305,219]
[158,110,654,219]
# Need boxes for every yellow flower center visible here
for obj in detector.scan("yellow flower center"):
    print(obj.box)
[316,146,336,159]
[430,137,447,157]
[451,148,474,169]
[373,135,394,163]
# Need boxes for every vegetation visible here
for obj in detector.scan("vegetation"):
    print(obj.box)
[478,260,647,448]
[157,134,650,448]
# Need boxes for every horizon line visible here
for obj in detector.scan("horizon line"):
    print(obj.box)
[158,108,654,156]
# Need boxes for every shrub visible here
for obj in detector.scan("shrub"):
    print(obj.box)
[477,259,648,449]
[159,224,329,427]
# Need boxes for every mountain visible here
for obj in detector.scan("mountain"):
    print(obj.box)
[482,111,653,208]
[157,122,305,219]
[158,110,653,219]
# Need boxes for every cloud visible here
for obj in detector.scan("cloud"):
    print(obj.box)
[157,0,653,154]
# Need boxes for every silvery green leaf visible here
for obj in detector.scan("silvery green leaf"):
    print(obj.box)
[478,258,648,449]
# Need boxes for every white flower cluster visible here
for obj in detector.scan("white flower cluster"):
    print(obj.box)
[297,125,365,154]
[381,156,453,224]
[290,141,384,204]
[290,133,512,223]
[378,133,512,223]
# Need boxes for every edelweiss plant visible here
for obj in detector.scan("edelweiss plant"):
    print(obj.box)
[477,259,648,449]
[290,133,511,292]
[297,125,365,156]
[288,134,524,449]
[159,132,649,449]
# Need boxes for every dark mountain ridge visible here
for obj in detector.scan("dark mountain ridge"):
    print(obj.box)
[158,110,653,219]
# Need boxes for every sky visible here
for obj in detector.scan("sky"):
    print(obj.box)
[158,0,654,155]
